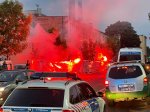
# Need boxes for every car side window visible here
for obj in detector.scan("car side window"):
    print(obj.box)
[70,85,80,104]
[77,83,97,101]
[16,72,28,81]
[26,71,35,79]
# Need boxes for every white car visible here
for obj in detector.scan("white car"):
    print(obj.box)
[105,61,150,106]
[1,72,106,112]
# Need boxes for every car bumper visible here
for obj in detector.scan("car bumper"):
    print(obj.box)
[105,86,148,102]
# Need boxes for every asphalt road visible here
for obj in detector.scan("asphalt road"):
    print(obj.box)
[78,72,150,112]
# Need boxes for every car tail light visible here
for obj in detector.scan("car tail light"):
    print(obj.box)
[62,109,74,112]
[105,80,109,87]
[46,77,52,81]
[0,108,3,112]
[144,77,148,85]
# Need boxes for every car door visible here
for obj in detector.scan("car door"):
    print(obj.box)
[76,83,100,112]
[26,70,35,79]
[69,85,91,112]
[15,72,28,82]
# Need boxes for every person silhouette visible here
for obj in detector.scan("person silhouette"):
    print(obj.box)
[26,60,30,69]
[2,60,7,70]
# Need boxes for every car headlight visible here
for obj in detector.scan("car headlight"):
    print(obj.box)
[0,87,5,92]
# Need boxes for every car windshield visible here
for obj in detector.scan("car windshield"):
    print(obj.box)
[4,88,64,107]
[119,52,141,62]
[120,55,141,61]
[0,71,18,82]
[109,65,142,79]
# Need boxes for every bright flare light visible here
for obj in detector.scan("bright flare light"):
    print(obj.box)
[74,58,81,64]
[103,56,107,62]
[0,88,4,91]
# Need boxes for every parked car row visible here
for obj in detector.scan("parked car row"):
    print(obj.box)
[0,69,35,105]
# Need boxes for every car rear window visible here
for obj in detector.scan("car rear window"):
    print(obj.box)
[120,55,141,62]
[108,65,143,79]
[4,88,64,107]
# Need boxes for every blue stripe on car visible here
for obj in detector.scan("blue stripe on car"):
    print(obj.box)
[3,108,51,112]
[87,99,99,112]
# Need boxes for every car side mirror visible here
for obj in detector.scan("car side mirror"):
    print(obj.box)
[96,91,104,97]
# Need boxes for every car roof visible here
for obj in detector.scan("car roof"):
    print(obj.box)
[119,47,142,51]
[16,79,86,89]
[110,61,142,66]
[0,69,34,72]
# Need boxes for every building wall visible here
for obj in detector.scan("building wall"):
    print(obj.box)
[32,16,68,33]
[139,35,147,56]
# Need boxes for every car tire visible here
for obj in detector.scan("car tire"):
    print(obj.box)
[107,100,115,107]
[146,97,150,105]
[103,105,107,112]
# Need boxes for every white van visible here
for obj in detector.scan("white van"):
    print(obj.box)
[117,48,145,64]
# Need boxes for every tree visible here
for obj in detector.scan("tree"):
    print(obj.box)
[80,39,96,61]
[106,36,119,57]
[48,27,67,49]
[0,0,31,57]
[105,21,141,48]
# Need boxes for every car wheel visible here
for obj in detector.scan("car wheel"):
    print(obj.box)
[107,100,115,106]
[146,97,150,105]
[103,105,107,112]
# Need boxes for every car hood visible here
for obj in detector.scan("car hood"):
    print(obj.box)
[0,81,12,87]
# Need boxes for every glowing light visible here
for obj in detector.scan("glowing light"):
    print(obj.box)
[105,80,109,87]
[46,77,52,81]
[74,58,81,64]
[31,60,34,64]
[49,63,54,67]
[145,65,150,70]
[144,77,148,83]
[68,61,73,72]
[54,64,62,69]
[103,56,107,62]
[0,88,4,92]
[97,53,103,60]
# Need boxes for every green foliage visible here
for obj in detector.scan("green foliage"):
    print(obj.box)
[48,27,67,49]
[105,21,141,48]
[0,0,32,56]
[106,36,119,56]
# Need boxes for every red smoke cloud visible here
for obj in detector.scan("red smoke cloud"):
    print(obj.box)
[11,0,114,71]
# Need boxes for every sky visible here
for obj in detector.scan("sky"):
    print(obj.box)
[0,0,150,45]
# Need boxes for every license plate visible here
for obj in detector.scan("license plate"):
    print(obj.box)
[118,84,135,91]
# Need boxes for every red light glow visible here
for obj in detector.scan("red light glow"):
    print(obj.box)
[144,77,148,83]
[46,77,52,81]
[105,80,109,87]
[74,58,81,64]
